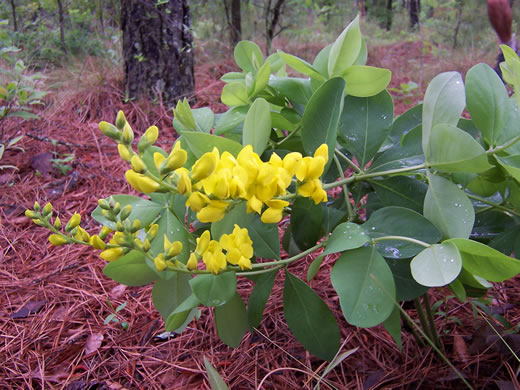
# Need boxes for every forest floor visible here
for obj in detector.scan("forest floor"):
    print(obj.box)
[1,40,519,389]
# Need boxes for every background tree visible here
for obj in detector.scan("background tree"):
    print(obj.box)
[121,0,195,107]
[223,0,241,46]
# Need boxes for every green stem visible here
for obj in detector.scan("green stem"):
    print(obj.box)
[237,264,283,276]
[487,134,520,154]
[466,193,520,217]
[333,154,355,220]
[423,293,441,349]
[414,297,433,341]
[373,235,431,248]
[251,241,325,269]
[273,125,301,147]
[401,310,425,347]
[322,163,425,190]
[335,148,362,173]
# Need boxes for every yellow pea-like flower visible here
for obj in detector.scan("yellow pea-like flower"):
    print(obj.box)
[130,155,146,173]
[261,200,289,224]
[197,200,228,223]
[89,235,106,250]
[75,226,91,242]
[49,234,69,246]
[187,252,198,270]
[314,144,329,161]
[100,247,124,262]
[191,148,219,181]
[174,168,192,195]
[118,144,133,162]
[246,195,263,214]
[154,254,167,272]
[298,179,317,198]
[99,226,113,240]
[186,191,210,212]
[143,125,159,144]
[66,212,82,231]
[196,230,211,255]
[153,152,166,170]
[125,170,160,193]
[306,156,326,180]
[164,235,183,257]
[283,152,303,176]
[161,142,188,173]
[146,223,159,240]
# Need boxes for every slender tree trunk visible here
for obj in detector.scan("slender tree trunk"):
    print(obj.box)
[409,0,420,30]
[121,0,195,106]
[223,0,241,46]
[265,0,285,55]
[56,0,67,53]
[9,0,18,32]
[452,0,463,48]
[386,0,393,30]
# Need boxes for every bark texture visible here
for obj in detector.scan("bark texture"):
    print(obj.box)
[121,0,195,106]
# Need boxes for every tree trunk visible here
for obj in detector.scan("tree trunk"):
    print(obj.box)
[452,0,463,48]
[409,0,420,30]
[9,0,18,32]
[386,0,393,31]
[121,0,195,107]
[265,0,285,55]
[56,0,67,53]
[223,0,242,46]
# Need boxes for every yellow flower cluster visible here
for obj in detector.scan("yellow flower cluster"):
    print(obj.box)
[187,225,253,274]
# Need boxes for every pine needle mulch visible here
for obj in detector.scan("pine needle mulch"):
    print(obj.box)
[1,44,519,390]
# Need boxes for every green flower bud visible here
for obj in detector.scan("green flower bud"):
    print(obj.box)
[65,212,81,232]
[115,110,126,130]
[53,216,61,229]
[102,209,117,222]
[33,219,45,226]
[113,202,121,215]
[130,155,146,173]
[116,221,124,231]
[137,126,159,154]
[131,219,141,233]
[98,198,111,210]
[146,223,159,241]
[49,234,69,246]
[122,123,134,145]
[118,144,133,162]
[99,226,113,239]
[42,203,53,217]
[25,209,36,219]
[122,219,132,232]
[143,238,151,252]
[113,232,127,246]
[33,201,41,211]
[99,121,121,141]
[119,205,132,221]
[89,235,106,250]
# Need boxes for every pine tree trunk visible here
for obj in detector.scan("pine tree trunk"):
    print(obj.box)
[121,0,195,107]
[409,0,420,30]
[9,0,18,32]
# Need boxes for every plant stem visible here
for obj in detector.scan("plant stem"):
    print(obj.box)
[251,241,325,269]
[487,134,520,154]
[322,163,425,190]
[373,235,431,248]
[333,154,355,221]
[335,148,362,173]
[466,193,520,217]
[423,293,441,349]
[414,297,433,342]
[273,125,301,147]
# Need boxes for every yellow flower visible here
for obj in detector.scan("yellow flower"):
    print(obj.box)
[153,152,166,170]
[130,155,146,173]
[146,223,159,240]
[48,234,68,246]
[283,152,303,176]
[246,195,263,214]
[143,125,159,144]
[202,241,227,274]
[100,247,124,262]
[186,191,210,212]
[187,252,198,270]
[174,168,192,195]
[219,225,253,270]
[154,254,167,272]
[314,144,328,161]
[196,230,211,255]
[89,235,106,250]
[164,235,183,257]
[75,226,91,242]
[125,170,160,193]
[66,212,81,231]
[197,200,229,223]
[118,144,133,162]
[298,179,328,204]
[261,199,289,224]
[191,148,219,181]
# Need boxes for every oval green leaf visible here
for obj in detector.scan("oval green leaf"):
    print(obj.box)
[410,242,462,287]
[328,15,362,77]
[152,273,192,320]
[182,131,243,158]
[215,292,249,348]
[234,40,263,73]
[242,98,272,155]
[103,251,158,287]
[324,222,369,255]
[190,272,237,307]
[221,83,249,106]
[248,269,277,328]
[342,65,391,97]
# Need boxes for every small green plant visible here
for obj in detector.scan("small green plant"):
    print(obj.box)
[26,17,520,383]
[103,299,129,330]
[388,80,419,104]
[51,153,75,175]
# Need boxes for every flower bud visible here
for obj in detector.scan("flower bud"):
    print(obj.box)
[49,234,69,246]
[143,238,151,252]
[131,219,141,233]
[113,202,121,215]
[130,155,146,173]
[153,152,166,170]
[154,254,167,272]
[185,191,209,212]
[113,231,127,246]
[160,142,187,174]
[138,126,159,154]
[118,144,133,162]
[42,203,53,217]
[115,110,126,130]
[75,227,91,242]
[99,121,121,141]
[174,168,191,195]
[146,223,159,241]
[125,170,160,194]
[33,201,41,211]
[98,198,111,210]
[116,221,124,231]
[33,219,45,226]
[122,123,134,145]
[195,230,211,255]
[100,247,124,262]
[122,219,132,232]
[102,209,117,222]
[119,205,132,221]
[53,217,61,229]
[187,252,198,270]
[99,226,113,239]
[25,210,36,219]
[89,235,106,250]
[65,212,81,232]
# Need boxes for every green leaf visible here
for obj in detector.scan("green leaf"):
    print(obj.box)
[301,77,345,164]
[369,176,428,213]
[307,254,325,281]
[221,83,249,106]
[215,106,249,135]
[152,273,192,320]
[446,238,520,282]
[342,66,392,97]
[251,62,271,96]
[92,195,163,230]
[283,271,340,361]
[204,357,230,390]
[465,63,510,146]
[382,304,402,350]
[328,15,361,77]
[363,206,442,259]
[103,251,158,286]
[234,41,263,73]
[339,90,393,168]
[165,300,199,332]
[242,98,272,155]
[221,72,246,84]
[248,215,281,259]
[496,155,520,181]
[182,131,243,158]
[215,292,249,348]
[190,272,237,307]
[389,104,423,145]
[410,242,462,287]
[424,173,475,239]
[290,197,323,250]
[268,77,313,105]
[152,208,191,264]
[331,246,396,327]
[323,222,369,255]
[426,124,492,172]
[422,72,465,153]
[248,269,277,328]
[278,51,325,80]
[211,203,251,240]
